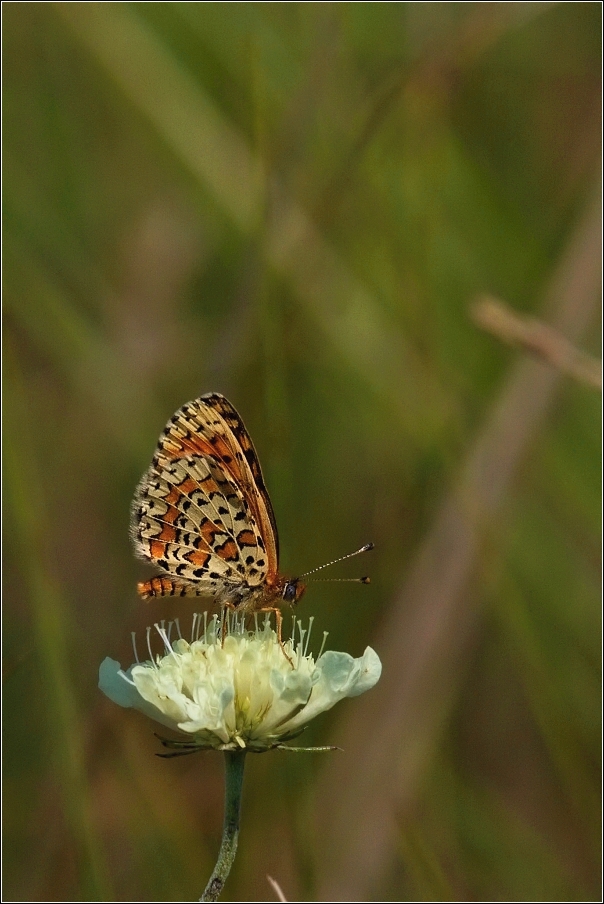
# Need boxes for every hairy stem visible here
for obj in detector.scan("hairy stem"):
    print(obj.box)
[200,750,246,903]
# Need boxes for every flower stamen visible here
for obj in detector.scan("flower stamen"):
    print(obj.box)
[131,631,140,664]
[145,625,154,665]
[317,631,329,660]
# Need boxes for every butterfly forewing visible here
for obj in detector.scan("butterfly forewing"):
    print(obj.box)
[131,394,279,602]
[175,395,279,565]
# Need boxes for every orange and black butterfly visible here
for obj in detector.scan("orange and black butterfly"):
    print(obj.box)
[131,393,372,630]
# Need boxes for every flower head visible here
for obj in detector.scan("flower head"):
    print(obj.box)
[99,614,381,752]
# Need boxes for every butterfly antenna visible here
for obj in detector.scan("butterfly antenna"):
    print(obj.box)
[299,543,374,582]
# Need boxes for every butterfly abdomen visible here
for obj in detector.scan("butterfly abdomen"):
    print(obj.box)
[137,577,192,599]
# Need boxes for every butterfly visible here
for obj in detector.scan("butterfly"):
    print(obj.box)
[131,393,372,640]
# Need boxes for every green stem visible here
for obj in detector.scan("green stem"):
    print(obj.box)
[200,750,247,903]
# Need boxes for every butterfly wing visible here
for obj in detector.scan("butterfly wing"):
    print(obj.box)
[131,394,279,600]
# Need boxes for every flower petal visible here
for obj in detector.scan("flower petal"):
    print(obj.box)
[277,646,382,734]
[99,658,138,708]
[98,657,183,731]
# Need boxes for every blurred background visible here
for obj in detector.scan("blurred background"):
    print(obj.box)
[3,3,601,901]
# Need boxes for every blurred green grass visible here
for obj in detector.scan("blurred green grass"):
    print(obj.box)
[3,3,601,901]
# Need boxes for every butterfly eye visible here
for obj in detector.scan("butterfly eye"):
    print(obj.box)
[282,581,299,604]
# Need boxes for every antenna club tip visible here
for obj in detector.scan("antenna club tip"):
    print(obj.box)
[360,576,371,584]
[362,542,375,552]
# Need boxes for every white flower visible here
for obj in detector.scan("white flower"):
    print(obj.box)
[99,614,381,752]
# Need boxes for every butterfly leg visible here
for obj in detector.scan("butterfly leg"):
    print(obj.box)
[258,607,293,667]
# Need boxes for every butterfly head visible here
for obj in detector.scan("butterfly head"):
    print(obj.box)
[282,577,306,607]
